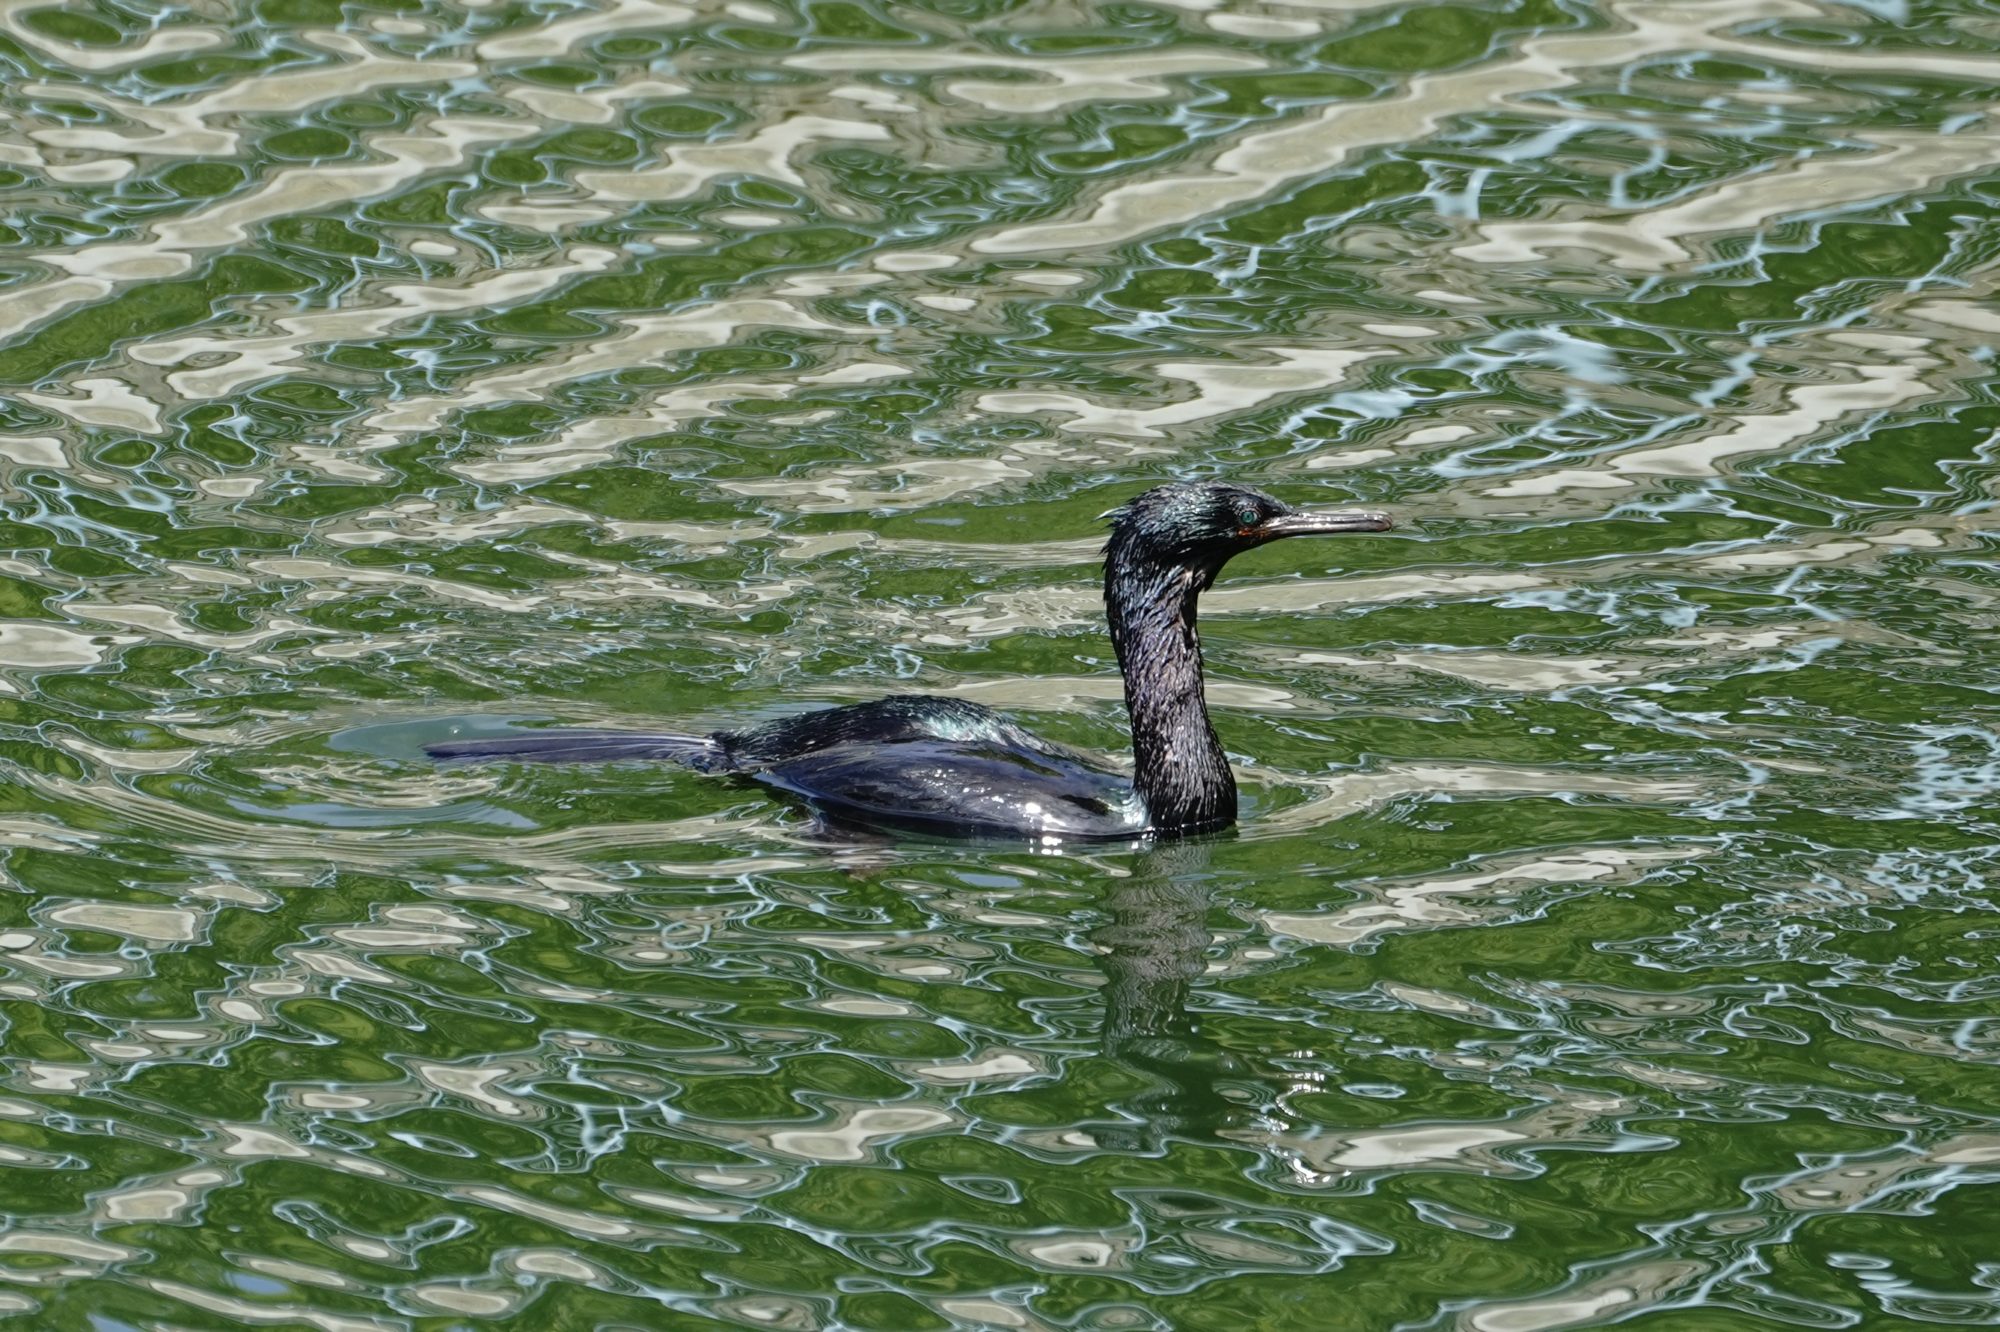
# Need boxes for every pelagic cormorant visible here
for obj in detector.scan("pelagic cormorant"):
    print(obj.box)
[428,482,1392,840]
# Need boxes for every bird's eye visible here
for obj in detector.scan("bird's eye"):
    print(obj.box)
[1235,505,1260,527]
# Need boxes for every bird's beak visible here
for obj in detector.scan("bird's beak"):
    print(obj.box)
[1257,509,1394,538]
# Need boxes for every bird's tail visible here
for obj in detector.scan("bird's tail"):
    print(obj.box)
[426,730,728,770]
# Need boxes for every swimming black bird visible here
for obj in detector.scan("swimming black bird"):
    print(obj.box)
[428,483,1391,840]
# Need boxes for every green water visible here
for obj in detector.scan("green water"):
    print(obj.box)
[1,0,1998,1327]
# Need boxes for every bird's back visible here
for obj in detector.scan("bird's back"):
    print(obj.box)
[725,697,1148,840]
[428,695,1152,841]
[715,695,1044,764]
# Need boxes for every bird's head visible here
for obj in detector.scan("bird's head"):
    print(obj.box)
[1104,482,1391,584]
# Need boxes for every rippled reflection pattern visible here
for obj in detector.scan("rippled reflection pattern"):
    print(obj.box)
[1,0,1997,1326]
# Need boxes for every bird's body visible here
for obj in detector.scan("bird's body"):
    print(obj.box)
[435,696,1145,838]
[429,483,1391,841]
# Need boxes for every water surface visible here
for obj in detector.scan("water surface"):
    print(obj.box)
[1,1,1998,1327]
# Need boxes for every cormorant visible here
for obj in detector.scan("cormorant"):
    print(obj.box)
[428,482,1392,840]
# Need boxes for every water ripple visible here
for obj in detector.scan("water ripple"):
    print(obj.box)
[1,0,1997,1326]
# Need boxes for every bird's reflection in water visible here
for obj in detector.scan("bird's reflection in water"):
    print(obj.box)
[1092,841,1286,1148]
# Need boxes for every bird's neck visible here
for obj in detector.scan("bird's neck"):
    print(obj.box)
[1105,559,1236,835]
